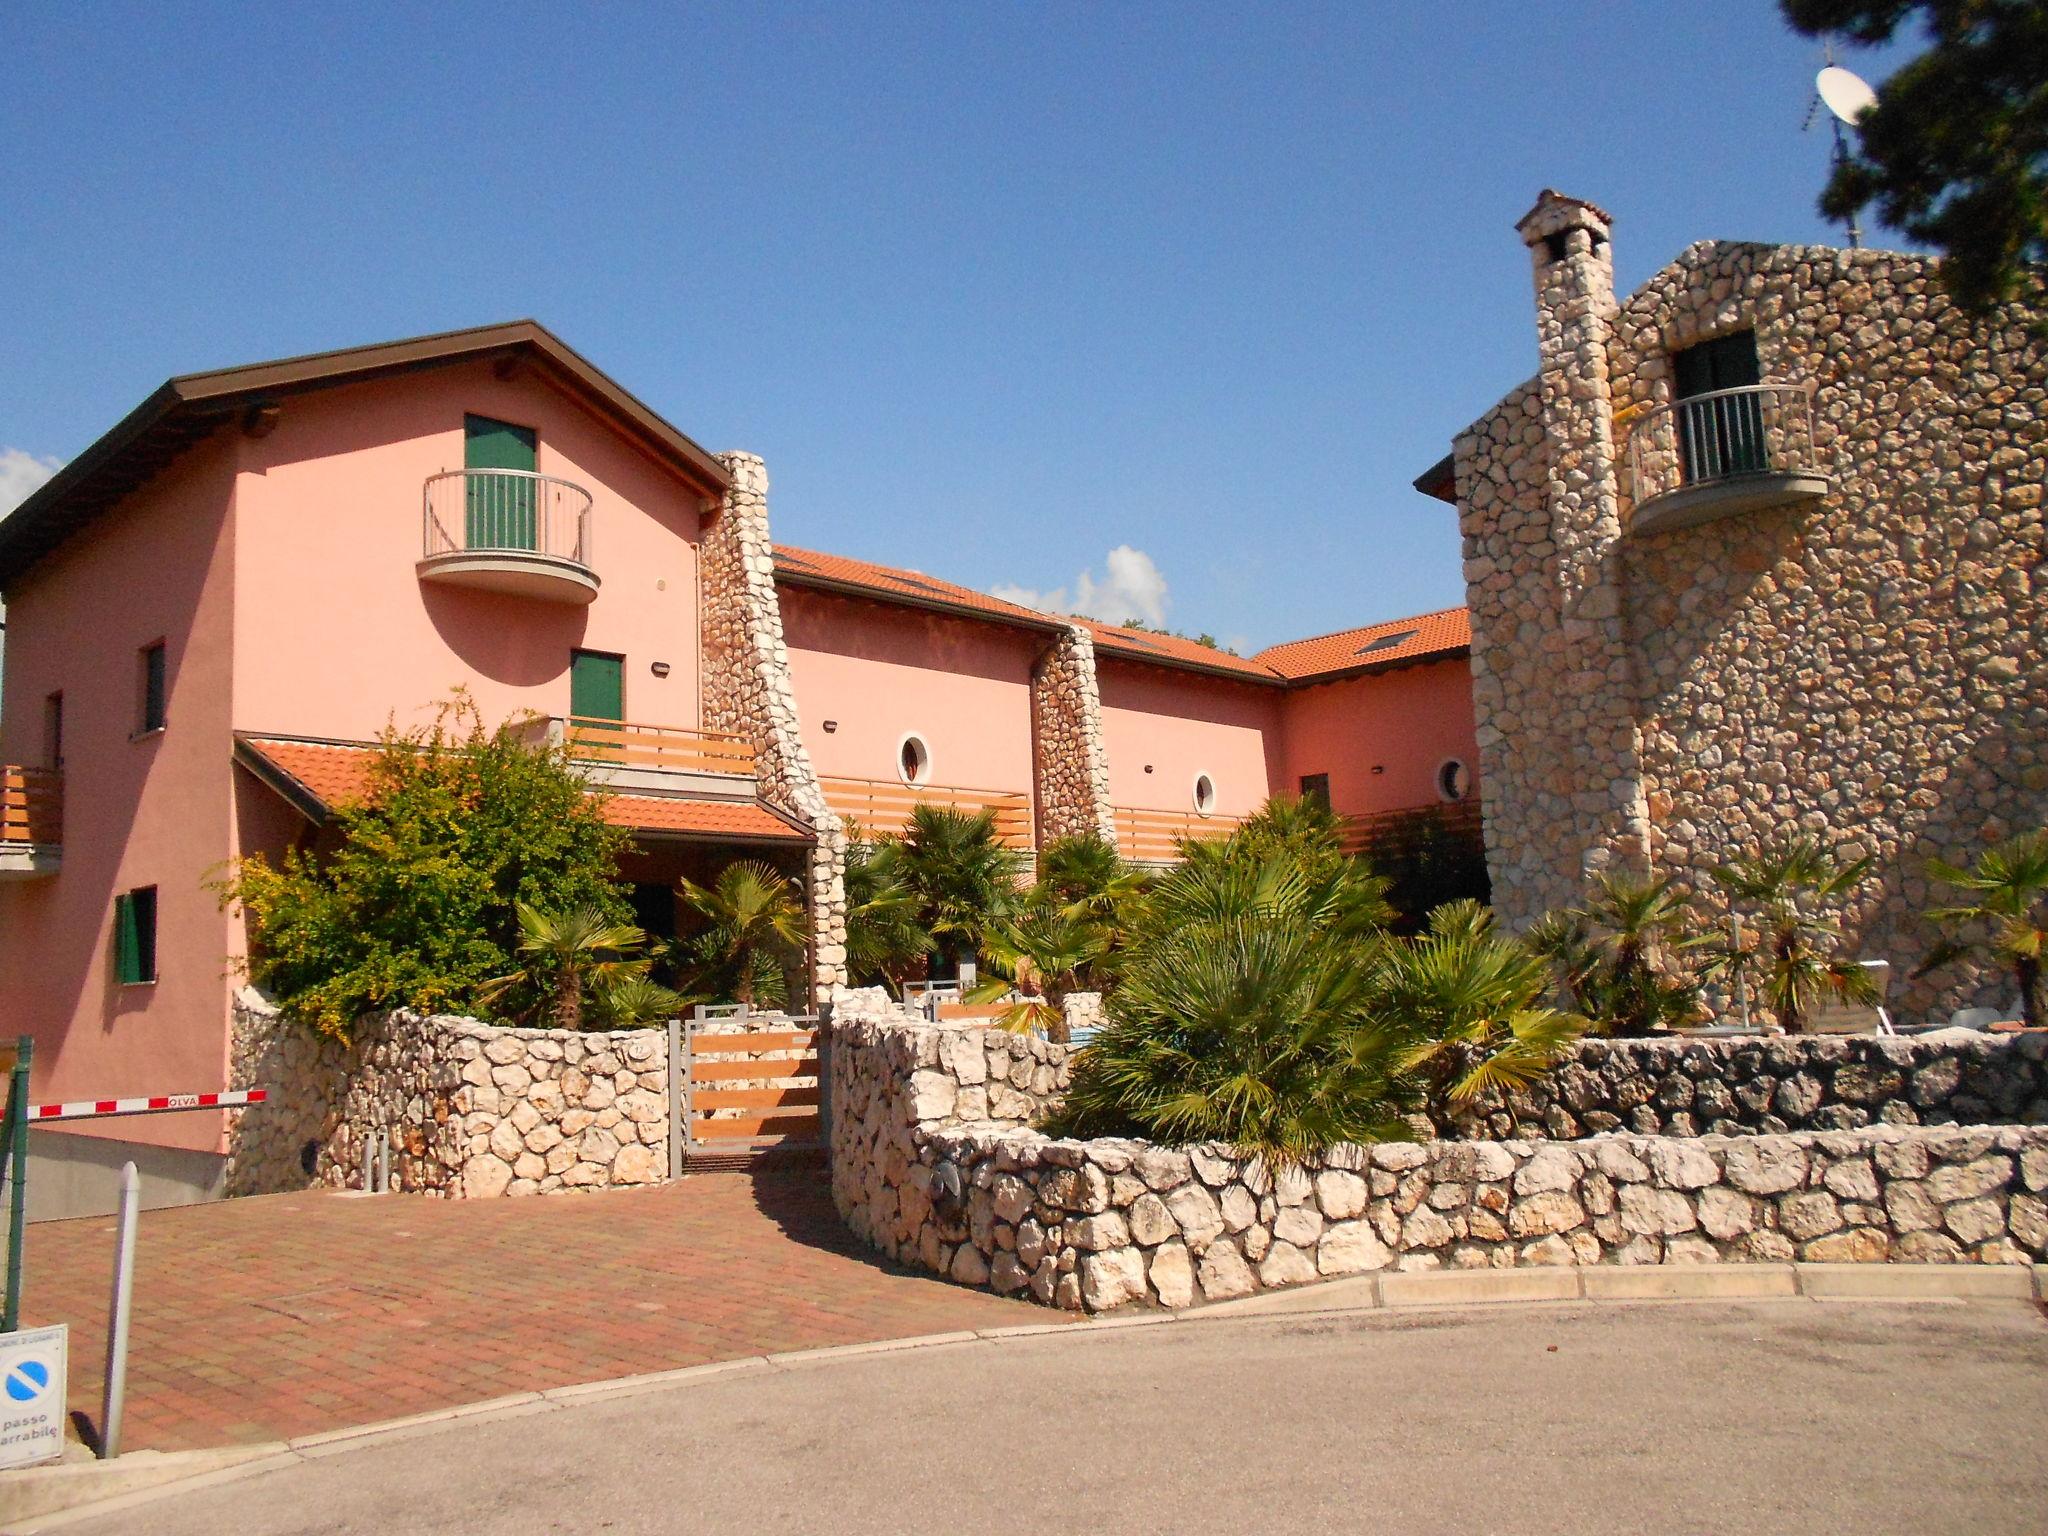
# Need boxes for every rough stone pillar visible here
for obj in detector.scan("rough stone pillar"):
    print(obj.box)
[1516,189,1650,906]
[700,452,847,1002]
[1030,624,1117,846]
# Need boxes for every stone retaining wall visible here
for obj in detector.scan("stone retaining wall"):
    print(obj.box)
[828,1002,2048,1312]
[1450,1030,2048,1141]
[226,997,669,1198]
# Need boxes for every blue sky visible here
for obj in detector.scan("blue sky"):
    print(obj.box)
[0,2,1908,650]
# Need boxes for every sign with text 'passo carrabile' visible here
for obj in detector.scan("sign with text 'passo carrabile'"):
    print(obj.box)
[0,1324,67,1469]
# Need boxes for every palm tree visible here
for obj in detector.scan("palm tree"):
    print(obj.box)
[969,903,1114,1042]
[676,861,808,1008]
[1714,837,1879,1034]
[1916,829,2048,1028]
[1051,848,1413,1166]
[843,838,934,993]
[480,902,648,1031]
[1532,872,1708,1035]
[892,804,1024,977]
[594,972,693,1029]
[1368,900,1588,1121]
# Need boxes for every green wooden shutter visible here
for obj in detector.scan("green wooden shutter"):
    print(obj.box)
[464,415,539,550]
[570,651,624,721]
[114,894,141,984]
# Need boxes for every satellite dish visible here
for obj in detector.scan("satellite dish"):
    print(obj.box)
[1816,65,1878,125]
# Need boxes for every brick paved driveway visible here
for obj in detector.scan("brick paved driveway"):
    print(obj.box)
[21,1166,1047,1452]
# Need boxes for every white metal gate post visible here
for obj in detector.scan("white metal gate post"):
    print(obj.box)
[99,1161,138,1459]
[666,1015,684,1180]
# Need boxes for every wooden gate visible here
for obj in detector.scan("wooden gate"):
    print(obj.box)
[669,1005,827,1171]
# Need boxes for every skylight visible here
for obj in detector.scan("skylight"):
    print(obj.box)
[1356,629,1417,655]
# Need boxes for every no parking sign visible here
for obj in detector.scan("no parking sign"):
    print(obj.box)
[0,1324,66,1468]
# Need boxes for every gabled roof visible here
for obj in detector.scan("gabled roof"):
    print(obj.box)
[0,321,729,586]
[233,734,812,845]
[1250,606,1470,682]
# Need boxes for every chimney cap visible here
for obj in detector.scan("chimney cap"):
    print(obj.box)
[1515,189,1614,246]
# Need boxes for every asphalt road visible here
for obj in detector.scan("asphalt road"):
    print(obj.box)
[56,1299,2048,1535]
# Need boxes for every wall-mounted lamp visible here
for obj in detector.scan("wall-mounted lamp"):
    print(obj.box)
[1143,764,1154,774]
[1371,765,1385,776]
[650,661,672,678]
[823,720,839,733]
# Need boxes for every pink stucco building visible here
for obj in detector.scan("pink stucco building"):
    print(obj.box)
[0,321,1481,1211]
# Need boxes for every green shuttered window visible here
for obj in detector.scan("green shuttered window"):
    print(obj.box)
[114,887,157,985]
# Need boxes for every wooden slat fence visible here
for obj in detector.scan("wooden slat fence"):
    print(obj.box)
[565,717,759,777]
[821,776,1034,849]
[1111,805,1242,862]
[0,768,61,847]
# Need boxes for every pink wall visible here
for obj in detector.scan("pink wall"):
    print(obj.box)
[0,442,242,1155]
[232,360,710,743]
[779,588,1041,794]
[1096,661,1282,818]
[1276,658,1480,818]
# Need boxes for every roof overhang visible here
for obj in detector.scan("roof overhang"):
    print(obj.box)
[1413,453,1457,504]
[1,321,730,587]
[772,566,1068,639]
[233,733,812,846]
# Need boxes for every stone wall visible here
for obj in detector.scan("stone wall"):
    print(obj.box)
[225,998,670,1198]
[1448,1030,2048,1142]
[1451,191,2047,1020]
[1029,624,1117,844]
[701,450,847,1001]
[828,1004,2048,1312]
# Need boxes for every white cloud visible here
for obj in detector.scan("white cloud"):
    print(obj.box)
[992,544,1171,629]
[0,449,61,515]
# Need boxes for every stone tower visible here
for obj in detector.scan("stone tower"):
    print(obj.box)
[1515,189,1649,910]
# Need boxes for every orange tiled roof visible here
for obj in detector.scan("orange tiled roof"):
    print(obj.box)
[1251,606,1471,681]
[1074,618,1284,681]
[235,735,811,843]
[775,544,1284,682]
[773,545,1063,631]
[776,539,1469,687]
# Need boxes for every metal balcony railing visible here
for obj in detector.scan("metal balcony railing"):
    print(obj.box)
[1625,382,1825,531]
[422,469,594,566]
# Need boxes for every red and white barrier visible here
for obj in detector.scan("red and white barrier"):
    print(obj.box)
[31,1089,267,1123]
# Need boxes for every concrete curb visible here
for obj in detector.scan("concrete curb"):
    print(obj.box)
[8,1261,2044,1531]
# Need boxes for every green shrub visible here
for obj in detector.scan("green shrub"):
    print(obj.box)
[221,696,632,1037]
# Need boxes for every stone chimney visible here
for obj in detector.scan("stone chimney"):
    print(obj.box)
[1514,190,1649,885]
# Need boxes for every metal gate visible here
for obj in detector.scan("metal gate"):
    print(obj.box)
[667,1004,827,1172]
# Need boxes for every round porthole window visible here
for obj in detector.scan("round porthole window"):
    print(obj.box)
[1437,759,1471,803]
[897,733,932,786]
[1192,772,1217,816]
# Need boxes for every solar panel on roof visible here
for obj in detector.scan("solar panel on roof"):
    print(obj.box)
[1356,629,1418,655]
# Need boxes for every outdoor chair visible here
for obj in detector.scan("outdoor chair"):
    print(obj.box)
[1807,960,1895,1035]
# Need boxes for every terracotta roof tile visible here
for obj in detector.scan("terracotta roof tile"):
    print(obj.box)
[773,545,1060,630]
[1251,607,1470,682]
[1074,618,1283,681]
[236,736,810,843]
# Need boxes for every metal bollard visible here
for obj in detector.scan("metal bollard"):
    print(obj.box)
[361,1137,376,1193]
[99,1162,138,1459]
[377,1133,391,1194]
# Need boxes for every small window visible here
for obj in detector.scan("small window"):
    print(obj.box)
[1192,773,1217,816]
[43,693,62,770]
[1298,773,1330,811]
[138,641,167,734]
[897,734,931,786]
[1437,759,1472,803]
[114,886,158,985]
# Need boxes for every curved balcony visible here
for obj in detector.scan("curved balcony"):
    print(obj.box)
[417,469,598,603]
[1624,382,1830,538]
